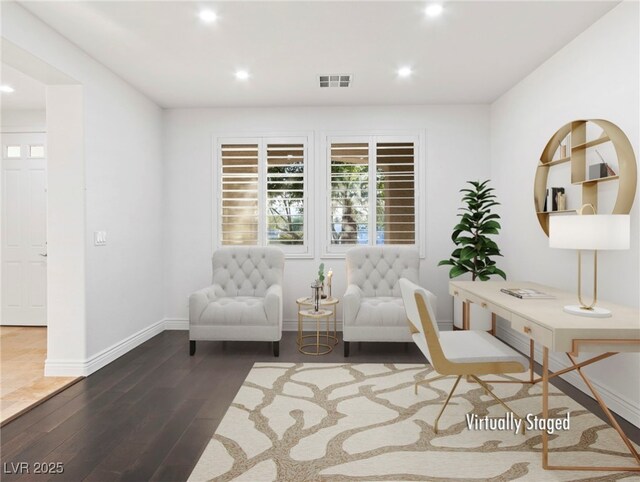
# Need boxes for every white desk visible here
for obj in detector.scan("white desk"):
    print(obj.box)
[450,280,640,472]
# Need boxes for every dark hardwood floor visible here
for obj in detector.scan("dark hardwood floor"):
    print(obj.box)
[1,331,638,482]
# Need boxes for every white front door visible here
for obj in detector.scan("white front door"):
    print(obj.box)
[1,133,47,326]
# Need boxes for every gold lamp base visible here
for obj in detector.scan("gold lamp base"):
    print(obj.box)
[563,305,611,318]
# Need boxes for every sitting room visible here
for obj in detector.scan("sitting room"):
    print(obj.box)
[1,1,638,480]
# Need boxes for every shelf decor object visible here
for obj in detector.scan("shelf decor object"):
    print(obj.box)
[534,119,637,235]
[549,204,630,318]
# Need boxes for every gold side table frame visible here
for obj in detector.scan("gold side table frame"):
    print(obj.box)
[297,309,334,355]
[296,297,339,347]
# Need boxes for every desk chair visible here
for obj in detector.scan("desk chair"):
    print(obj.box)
[399,278,528,433]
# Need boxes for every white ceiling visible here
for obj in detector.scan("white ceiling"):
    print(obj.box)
[19,1,618,108]
[0,63,46,110]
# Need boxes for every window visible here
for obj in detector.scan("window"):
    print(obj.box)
[6,145,21,158]
[328,136,418,252]
[29,145,45,158]
[217,137,308,254]
[220,143,259,245]
[266,143,305,246]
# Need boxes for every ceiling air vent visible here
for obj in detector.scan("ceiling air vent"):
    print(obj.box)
[319,74,352,88]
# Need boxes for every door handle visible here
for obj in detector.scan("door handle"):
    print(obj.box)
[39,253,48,257]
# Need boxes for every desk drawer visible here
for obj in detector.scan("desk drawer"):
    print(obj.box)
[450,287,511,321]
[511,314,553,347]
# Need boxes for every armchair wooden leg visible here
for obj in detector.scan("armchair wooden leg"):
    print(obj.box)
[344,341,350,357]
[273,341,280,357]
[434,375,462,434]
[189,340,196,356]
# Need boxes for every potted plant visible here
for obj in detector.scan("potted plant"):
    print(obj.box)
[438,180,506,330]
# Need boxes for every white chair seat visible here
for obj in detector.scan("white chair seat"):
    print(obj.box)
[413,330,528,369]
[199,296,268,326]
[354,297,406,327]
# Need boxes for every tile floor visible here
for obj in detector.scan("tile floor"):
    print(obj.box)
[0,326,79,425]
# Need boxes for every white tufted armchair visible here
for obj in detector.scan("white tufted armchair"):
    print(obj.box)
[343,246,436,356]
[189,247,284,357]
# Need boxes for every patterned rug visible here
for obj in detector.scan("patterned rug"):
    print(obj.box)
[188,363,640,481]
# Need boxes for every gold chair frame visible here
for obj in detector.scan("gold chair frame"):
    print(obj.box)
[411,292,527,434]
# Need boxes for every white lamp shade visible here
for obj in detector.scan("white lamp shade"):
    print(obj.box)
[549,214,630,250]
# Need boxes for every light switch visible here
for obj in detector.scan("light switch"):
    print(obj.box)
[94,231,107,246]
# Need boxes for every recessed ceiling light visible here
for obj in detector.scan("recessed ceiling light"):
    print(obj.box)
[235,70,250,81]
[0,85,15,93]
[198,9,217,23]
[425,3,443,17]
[397,67,413,78]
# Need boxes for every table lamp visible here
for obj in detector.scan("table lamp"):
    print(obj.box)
[549,204,630,318]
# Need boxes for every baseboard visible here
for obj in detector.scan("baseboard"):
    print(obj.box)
[45,319,166,377]
[44,359,87,377]
[164,318,453,332]
[496,323,640,427]
[164,318,189,330]
[437,320,454,331]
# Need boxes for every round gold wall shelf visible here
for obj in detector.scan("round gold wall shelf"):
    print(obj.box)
[534,119,637,236]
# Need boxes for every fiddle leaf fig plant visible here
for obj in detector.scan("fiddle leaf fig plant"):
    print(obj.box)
[438,180,506,281]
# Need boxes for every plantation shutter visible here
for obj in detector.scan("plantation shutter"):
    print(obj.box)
[266,143,305,245]
[330,142,369,245]
[221,143,259,245]
[375,141,416,244]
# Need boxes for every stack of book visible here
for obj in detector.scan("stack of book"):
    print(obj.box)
[543,187,565,212]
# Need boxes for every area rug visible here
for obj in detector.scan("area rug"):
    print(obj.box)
[188,363,640,481]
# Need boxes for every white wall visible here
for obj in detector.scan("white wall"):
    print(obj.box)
[490,2,640,425]
[1,3,164,374]
[163,105,491,326]
[46,86,86,367]
[0,109,46,132]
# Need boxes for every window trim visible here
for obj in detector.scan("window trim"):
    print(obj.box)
[213,133,313,258]
[321,131,425,259]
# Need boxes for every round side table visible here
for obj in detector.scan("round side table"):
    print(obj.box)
[296,297,339,348]
[297,309,334,355]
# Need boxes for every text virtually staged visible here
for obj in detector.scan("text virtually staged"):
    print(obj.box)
[465,412,571,435]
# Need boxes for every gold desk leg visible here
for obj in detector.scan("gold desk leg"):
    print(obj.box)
[462,301,470,330]
[297,309,301,347]
[567,353,640,466]
[541,350,640,472]
[529,339,535,383]
[542,346,549,469]
[531,352,616,385]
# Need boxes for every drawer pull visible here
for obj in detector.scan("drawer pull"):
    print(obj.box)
[453,290,459,296]
[481,302,488,309]
[523,326,532,335]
